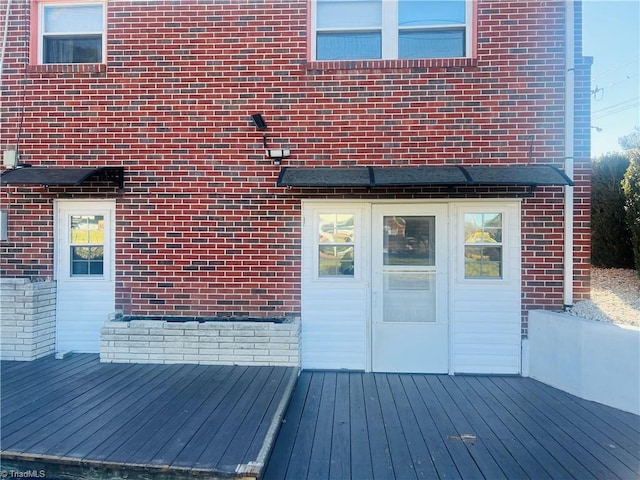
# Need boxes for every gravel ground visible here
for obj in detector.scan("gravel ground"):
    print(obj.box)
[568,267,640,327]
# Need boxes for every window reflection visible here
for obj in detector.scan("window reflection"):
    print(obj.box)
[70,215,105,277]
[318,214,355,277]
[464,213,503,279]
[383,216,434,266]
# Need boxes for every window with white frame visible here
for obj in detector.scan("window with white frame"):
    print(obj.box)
[312,0,470,61]
[463,213,503,279]
[38,2,105,64]
[317,213,356,277]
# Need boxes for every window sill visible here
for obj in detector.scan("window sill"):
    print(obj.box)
[27,63,107,74]
[306,57,477,73]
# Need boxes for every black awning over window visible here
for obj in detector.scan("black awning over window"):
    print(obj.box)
[0,167,124,189]
[277,165,573,188]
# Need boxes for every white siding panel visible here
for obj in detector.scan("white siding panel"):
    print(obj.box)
[301,203,368,370]
[55,201,116,354]
[451,202,522,374]
[301,281,367,369]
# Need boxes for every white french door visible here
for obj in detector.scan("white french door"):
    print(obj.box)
[55,200,115,353]
[301,201,450,373]
[371,204,449,373]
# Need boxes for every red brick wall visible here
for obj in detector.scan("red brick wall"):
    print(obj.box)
[0,0,590,321]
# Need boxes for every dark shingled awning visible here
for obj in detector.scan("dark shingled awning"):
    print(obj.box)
[0,167,124,189]
[277,165,573,188]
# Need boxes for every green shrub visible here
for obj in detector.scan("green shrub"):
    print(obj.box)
[622,151,640,275]
[591,153,634,268]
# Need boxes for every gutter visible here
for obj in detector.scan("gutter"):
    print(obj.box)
[0,0,11,84]
[564,0,575,307]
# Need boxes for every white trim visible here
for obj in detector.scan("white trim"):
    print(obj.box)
[37,1,106,65]
[310,0,472,61]
[456,206,511,285]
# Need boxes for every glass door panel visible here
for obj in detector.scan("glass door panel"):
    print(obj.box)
[382,215,436,323]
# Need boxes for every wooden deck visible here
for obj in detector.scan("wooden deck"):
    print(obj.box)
[0,354,297,479]
[264,371,640,480]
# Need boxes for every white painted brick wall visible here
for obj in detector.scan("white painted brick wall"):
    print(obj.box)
[100,318,300,367]
[1,278,57,361]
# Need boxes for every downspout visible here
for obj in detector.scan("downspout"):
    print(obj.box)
[0,0,12,150]
[564,0,575,308]
[0,0,11,85]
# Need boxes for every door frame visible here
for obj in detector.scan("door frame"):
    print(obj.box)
[302,199,453,373]
[370,203,450,373]
[54,199,116,353]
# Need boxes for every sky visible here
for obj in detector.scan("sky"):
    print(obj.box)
[583,0,640,157]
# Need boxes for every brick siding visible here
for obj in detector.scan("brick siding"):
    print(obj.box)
[0,0,591,331]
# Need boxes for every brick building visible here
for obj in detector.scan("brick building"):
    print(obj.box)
[0,0,591,374]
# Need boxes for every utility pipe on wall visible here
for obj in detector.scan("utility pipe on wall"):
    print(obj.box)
[0,0,12,84]
[564,0,575,307]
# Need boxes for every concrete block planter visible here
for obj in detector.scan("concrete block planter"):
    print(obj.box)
[100,315,300,367]
[0,278,56,361]
[525,310,640,415]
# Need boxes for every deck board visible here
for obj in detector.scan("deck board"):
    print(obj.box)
[1,354,99,405]
[147,365,243,465]
[3,357,638,480]
[412,375,484,480]
[502,376,640,478]
[347,373,374,480]
[375,373,420,480]
[426,376,506,480]
[398,375,462,480]
[329,373,351,480]
[307,371,337,479]
[489,377,601,480]
[192,366,274,469]
[437,375,528,480]
[1,355,297,479]
[362,373,395,480]
[284,371,323,480]
[265,372,640,480]
[169,366,259,468]
[459,376,554,480]
[100,365,214,464]
[12,363,162,454]
[261,369,313,480]
[54,364,189,459]
[527,376,640,452]
[385,374,440,479]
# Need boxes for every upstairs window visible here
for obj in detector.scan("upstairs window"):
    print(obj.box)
[39,2,105,64]
[312,0,470,61]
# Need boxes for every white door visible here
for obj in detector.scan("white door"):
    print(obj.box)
[55,200,115,353]
[371,204,449,373]
[301,204,369,370]
[450,203,522,374]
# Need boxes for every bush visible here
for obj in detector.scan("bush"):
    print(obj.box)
[591,153,634,268]
[622,152,640,275]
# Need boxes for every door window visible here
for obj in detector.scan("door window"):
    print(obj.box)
[463,213,503,279]
[318,213,355,277]
[70,215,104,276]
[382,215,436,323]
